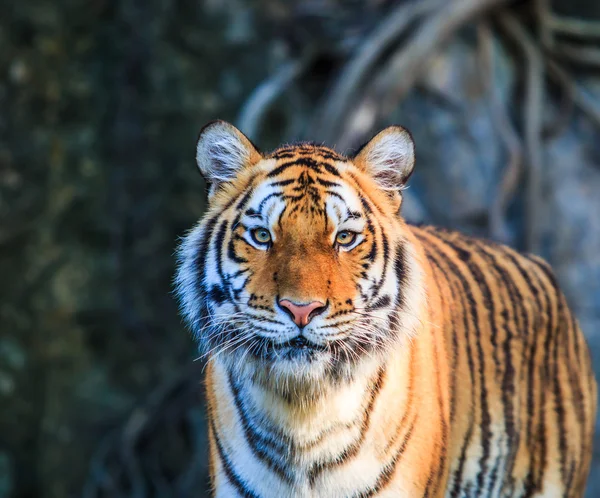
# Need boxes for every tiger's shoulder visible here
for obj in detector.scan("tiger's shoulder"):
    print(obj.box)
[408,222,596,386]
[408,223,562,309]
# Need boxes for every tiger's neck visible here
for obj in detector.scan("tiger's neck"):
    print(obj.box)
[234,356,385,447]
[206,341,432,494]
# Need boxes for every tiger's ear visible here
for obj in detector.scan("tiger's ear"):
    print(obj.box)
[196,120,262,195]
[353,126,415,191]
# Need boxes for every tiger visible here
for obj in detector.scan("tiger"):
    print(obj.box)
[175,120,597,498]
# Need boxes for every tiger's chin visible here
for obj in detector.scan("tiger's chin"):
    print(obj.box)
[216,333,384,401]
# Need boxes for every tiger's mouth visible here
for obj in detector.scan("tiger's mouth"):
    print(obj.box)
[256,334,330,361]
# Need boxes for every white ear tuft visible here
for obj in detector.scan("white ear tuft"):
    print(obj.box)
[196,120,261,188]
[353,126,415,191]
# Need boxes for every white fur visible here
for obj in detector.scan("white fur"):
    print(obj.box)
[362,128,415,191]
[210,357,421,498]
[174,221,207,339]
[196,121,255,183]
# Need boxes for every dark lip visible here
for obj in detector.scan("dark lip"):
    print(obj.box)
[265,335,329,356]
[247,334,331,361]
[281,335,327,350]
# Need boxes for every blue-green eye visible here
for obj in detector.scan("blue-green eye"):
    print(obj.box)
[251,228,272,245]
[336,231,357,247]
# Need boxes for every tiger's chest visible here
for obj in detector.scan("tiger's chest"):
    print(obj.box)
[210,360,424,497]
[214,435,419,498]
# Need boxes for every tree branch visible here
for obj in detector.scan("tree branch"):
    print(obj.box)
[237,56,311,141]
[477,21,523,244]
[499,12,545,253]
[314,0,444,143]
[338,0,514,151]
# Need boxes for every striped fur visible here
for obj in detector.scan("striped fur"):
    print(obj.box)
[175,122,597,497]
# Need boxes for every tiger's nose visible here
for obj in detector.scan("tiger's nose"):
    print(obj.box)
[277,299,328,327]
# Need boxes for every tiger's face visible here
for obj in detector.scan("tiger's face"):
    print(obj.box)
[176,121,423,388]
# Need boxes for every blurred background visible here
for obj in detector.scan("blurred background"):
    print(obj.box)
[1,0,599,496]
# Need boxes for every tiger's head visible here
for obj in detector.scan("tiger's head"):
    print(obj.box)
[176,121,424,390]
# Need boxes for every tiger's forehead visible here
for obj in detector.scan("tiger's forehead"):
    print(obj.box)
[242,144,364,228]
[256,142,352,181]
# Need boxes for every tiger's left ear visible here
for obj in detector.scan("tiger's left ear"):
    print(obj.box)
[196,120,262,197]
[353,126,415,191]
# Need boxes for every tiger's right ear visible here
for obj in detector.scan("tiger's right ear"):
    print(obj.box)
[353,125,415,191]
[196,120,262,195]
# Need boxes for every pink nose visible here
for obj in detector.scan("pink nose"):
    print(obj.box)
[278,299,327,327]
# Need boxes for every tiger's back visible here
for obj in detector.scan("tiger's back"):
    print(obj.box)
[415,225,597,497]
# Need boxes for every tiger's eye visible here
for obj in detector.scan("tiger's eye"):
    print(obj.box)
[251,228,272,245]
[336,231,356,246]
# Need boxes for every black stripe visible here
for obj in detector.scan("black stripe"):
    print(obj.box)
[364,232,378,263]
[276,203,289,229]
[228,374,294,484]
[431,252,459,423]
[356,216,377,276]
[326,191,346,204]
[316,177,340,188]
[421,228,492,496]
[345,210,362,221]
[231,275,250,299]
[433,232,499,495]
[346,173,387,217]
[212,419,260,498]
[188,180,255,341]
[266,157,340,178]
[534,264,554,487]
[500,247,545,494]
[374,231,390,297]
[214,221,234,299]
[320,161,341,177]
[245,208,261,218]
[444,236,503,384]
[389,243,407,334]
[229,235,250,264]
[236,187,256,210]
[471,240,527,493]
[313,149,345,161]
[266,160,301,177]
[351,415,417,498]
[420,252,449,498]
[209,285,228,305]
[270,150,296,159]
[566,311,587,472]
[415,230,478,498]
[366,295,391,311]
[455,236,523,495]
[257,192,283,214]
[358,193,373,214]
[307,368,386,486]
[194,215,219,305]
[536,264,569,485]
[269,178,295,187]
